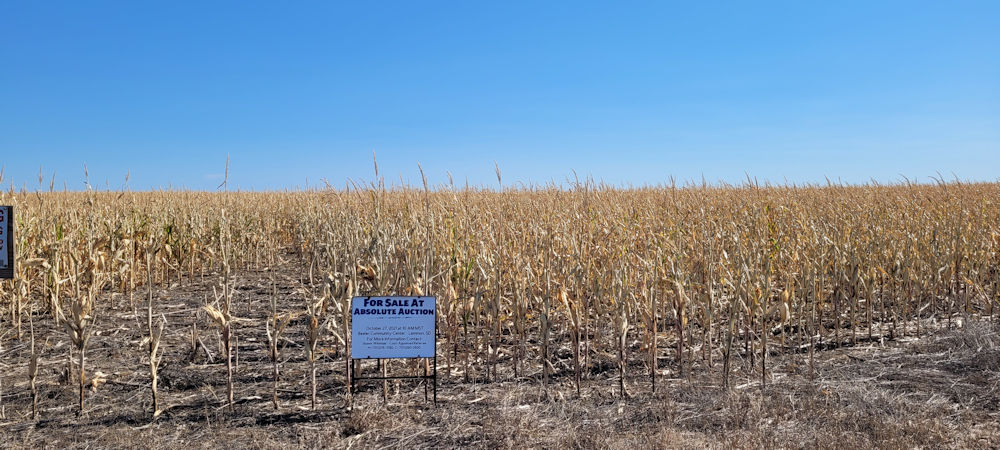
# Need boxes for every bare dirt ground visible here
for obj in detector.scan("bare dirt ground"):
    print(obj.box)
[1,259,999,449]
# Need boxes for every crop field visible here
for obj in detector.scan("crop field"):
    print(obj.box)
[0,181,999,448]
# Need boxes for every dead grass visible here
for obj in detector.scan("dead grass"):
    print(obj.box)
[1,266,997,449]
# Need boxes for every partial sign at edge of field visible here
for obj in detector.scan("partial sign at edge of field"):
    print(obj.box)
[351,296,436,359]
[0,205,11,279]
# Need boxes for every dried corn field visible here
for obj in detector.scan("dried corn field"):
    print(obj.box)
[1,181,999,448]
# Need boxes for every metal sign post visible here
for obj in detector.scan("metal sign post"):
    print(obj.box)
[349,296,437,406]
[0,206,13,279]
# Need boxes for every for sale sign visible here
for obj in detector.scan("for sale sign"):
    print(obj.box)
[0,205,12,279]
[351,296,436,359]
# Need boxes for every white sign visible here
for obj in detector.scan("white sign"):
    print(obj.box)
[351,296,436,359]
[0,206,8,270]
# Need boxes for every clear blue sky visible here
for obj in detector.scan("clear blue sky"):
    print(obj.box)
[2,1,997,190]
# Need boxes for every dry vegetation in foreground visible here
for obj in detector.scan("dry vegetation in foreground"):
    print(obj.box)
[0,177,998,448]
[0,264,997,449]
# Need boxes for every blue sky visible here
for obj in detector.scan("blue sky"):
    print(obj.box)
[2,1,997,190]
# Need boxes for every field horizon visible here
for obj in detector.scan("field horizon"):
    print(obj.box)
[5,1,998,447]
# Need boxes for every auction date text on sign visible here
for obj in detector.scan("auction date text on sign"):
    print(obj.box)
[0,206,12,278]
[351,296,435,359]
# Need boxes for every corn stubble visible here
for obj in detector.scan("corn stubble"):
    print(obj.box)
[0,178,998,419]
